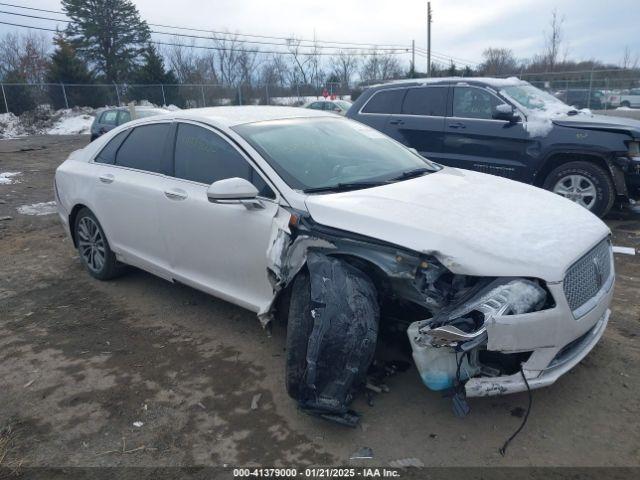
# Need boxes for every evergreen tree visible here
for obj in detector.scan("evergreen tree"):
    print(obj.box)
[46,32,104,109]
[129,45,180,106]
[3,70,35,115]
[62,0,150,82]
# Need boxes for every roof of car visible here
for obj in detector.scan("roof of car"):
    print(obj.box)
[367,76,527,90]
[170,106,335,127]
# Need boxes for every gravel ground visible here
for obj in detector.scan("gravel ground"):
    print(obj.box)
[0,135,639,470]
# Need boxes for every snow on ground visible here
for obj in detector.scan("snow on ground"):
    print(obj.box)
[0,172,21,185]
[46,111,94,135]
[17,201,57,216]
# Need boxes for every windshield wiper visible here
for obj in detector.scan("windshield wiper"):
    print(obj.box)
[387,167,433,182]
[303,180,388,193]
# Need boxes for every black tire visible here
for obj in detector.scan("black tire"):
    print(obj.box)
[542,161,615,217]
[621,101,631,108]
[74,208,126,280]
[285,271,316,399]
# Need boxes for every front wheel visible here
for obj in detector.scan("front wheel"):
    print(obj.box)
[542,161,615,217]
[74,208,126,280]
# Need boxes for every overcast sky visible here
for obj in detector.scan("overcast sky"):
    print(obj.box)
[2,0,639,68]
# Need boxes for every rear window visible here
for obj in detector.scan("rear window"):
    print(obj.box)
[100,110,118,125]
[401,87,446,116]
[95,130,129,165]
[115,123,172,174]
[361,89,404,114]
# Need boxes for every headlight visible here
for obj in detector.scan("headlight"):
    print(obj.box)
[420,279,547,347]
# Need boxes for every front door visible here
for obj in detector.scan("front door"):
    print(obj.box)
[160,122,279,312]
[440,86,536,182]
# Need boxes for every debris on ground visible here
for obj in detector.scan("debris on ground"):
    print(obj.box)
[16,201,57,216]
[0,216,13,221]
[0,172,21,185]
[613,246,636,255]
[251,393,262,410]
[389,458,425,468]
[349,446,374,460]
[132,421,143,428]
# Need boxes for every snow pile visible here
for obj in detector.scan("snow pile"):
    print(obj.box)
[17,201,57,216]
[47,110,94,135]
[0,113,27,138]
[0,172,21,185]
[616,106,632,111]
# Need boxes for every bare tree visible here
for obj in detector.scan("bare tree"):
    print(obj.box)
[0,31,50,82]
[359,50,402,83]
[164,39,213,83]
[480,48,518,76]
[331,50,359,88]
[286,38,311,85]
[621,46,639,70]
[544,9,565,71]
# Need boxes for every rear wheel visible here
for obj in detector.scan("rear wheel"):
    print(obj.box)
[74,208,126,280]
[542,161,615,217]
[621,101,631,108]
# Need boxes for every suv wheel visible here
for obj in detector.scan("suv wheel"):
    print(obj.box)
[74,208,126,280]
[543,161,615,217]
[621,101,631,108]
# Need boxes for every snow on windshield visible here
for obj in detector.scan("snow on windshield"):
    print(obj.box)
[500,84,576,138]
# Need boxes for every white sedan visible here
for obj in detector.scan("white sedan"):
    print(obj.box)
[54,106,613,424]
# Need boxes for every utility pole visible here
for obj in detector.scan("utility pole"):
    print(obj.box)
[427,1,432,77]
[411,39,415,77]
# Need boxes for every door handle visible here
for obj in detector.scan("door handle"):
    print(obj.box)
[389,119,405,125]
[448,122,466,129]
[164,189,188,201]
[99,174,114,184]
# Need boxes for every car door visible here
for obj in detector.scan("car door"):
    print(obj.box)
[354,87,405,133]
[159,122,280,312]
[92,122,175,279]
[441,85,534,181]
[384,86,448,162]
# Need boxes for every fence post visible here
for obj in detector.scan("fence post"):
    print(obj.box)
[296,83,300,101]
[160,84,166,106]
[587,70,594,109]
[60,83,69,109]
[113,82,121,106]
[0,83,8,114]
[265,84,270,105]
[237,84,242,105]
[200,85,205,107]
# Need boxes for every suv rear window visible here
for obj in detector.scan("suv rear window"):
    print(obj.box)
[361,89,404,114]
[115,123,172,174]
[401,87,446,116]
[100,110,118,125]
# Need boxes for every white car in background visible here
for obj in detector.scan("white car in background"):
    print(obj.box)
[54,106,613,424]
[303,99,352,115]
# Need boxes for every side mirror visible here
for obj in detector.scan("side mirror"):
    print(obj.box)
[493,103,519,123]
[206,177,263,209]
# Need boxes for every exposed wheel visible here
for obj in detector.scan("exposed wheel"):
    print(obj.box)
[621,101,631,108]
[543,161,615,217]
[74,208,125,280]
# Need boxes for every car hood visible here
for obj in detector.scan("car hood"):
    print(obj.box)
[553,113,640,138]
[304,168,610,282]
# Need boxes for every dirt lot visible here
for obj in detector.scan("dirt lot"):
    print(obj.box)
[1,135,639,469]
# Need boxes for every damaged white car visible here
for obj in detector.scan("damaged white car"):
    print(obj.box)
[54,107,614,425]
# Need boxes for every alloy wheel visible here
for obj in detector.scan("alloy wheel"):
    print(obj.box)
[552,174,597,210]
[77,216,106,273]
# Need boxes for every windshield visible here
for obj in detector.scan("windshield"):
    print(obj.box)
[233,117,438,192]
[334,100,352,110]
[500,84,570,112]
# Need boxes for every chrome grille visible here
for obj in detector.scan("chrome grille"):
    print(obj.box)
[563,238,613,314]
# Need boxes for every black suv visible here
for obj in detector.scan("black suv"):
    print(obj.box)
[347,78,640,217]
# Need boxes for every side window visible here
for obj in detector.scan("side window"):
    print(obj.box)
[401,87,446,116]
[452,87,500,119]
[361,89,404,114]
[173,124,275,199]
[95,130,129,165]
[309,102,323,110]
[117,111,131,125]
[115,123,172,174]
[100,110,118,125]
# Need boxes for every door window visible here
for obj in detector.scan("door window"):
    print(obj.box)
[115,123,172,174]
[309,102,323,110]
[362,89,405,114]
[173,123,275,199]
[401,87,446,116]
[100,110,118,125]
[452,87,500,119]
[95,130,129,165]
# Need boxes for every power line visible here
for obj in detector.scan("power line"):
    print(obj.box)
[0,20,411,57]
[0,2,410,50]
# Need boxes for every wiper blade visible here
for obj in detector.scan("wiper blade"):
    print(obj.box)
[388,167,432,182]
[303,181,388,193]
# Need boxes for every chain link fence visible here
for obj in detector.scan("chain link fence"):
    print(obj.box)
[0,81,350,115]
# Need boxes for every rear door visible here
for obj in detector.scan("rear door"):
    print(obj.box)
[354,88,405,133]
[441,85,534,182]
[384,85,448,162]
[92,122,175,279]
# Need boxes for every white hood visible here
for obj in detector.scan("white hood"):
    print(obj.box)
[305,168,610,282]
